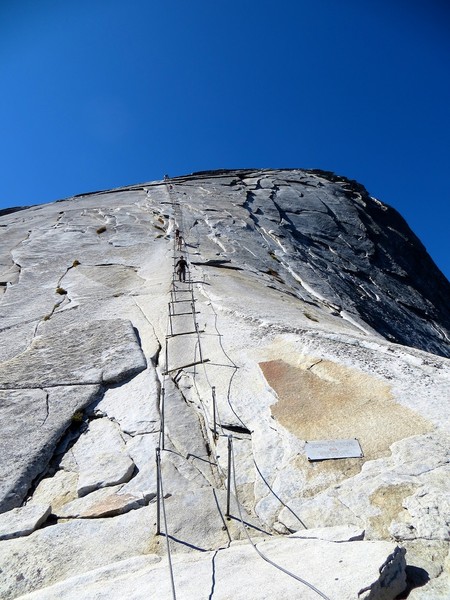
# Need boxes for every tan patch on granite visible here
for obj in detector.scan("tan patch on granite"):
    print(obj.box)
[261,358,432,459]
[77,494,141,518]
[260,358,432,492]
[293,453,363,497]
[369,484,417,539]
[30,471,79,512]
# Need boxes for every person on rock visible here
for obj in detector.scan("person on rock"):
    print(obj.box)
[177,234,184,251]
[175,256,188,282]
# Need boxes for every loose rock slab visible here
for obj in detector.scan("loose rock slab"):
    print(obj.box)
[95,367,160,435]
[0,319,146,513]
[71,418,135,497]
[55,485,143,519]
[0,385,100,513]
[28,470,79,512]
[0,504,51,541]
[0,505,157,599]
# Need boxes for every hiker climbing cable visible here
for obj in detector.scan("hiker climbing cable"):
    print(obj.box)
[177,234,184,251]
[175,255,188,282]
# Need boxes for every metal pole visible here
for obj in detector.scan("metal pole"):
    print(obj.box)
[165,340,169,375]
[168,303,173,336]
[156,447,161,535]
[226,435,232,517]
[212,386,217,440]
[160,387,165,450]
[192,302,204,363]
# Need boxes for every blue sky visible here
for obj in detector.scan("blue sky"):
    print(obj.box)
[1,0,449,279]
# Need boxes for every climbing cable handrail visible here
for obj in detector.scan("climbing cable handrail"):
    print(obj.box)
[156,447,177,600]
[161,183,311,595]
[193,278,308,528]
[168,194,307,530]
[229,438,331,600]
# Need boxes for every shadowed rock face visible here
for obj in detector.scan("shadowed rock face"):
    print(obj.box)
[0,168,449,600]
[173,168,450,358]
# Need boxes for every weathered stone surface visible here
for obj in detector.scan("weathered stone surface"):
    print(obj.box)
[0,317,147,513]
[0,504,51,541]
[0,322,37,362]
[409,577,450,600]
[0,319,146,388]
[400,541,450,599]
[14,538,406,600]
[0,385,101,513]
[55,485,143,518]
[161,487,265,553]
[0,505,157,599]
[276,432,450,540]
[390,482,450,542]
[77,452,135,497]
[289,525,365,542]
[28,470,79,511]
[164,378,219,486]
[173,169,450,357]
[94,367,160,435]
[117,432,212,501]
[0,169,449,599]
[61,264,147,299]
[71,418,135,497]
[116,432,159,500]
[408,546,450,599]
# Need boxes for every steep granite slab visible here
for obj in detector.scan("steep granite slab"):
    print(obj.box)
[0,169,449,599]
[0,504,51,541]
[0,386,100,513]
[0,320,146,512]
[13,537,406,600]
[174,169,450,357]
[163,379,219,487]
[0,505,157,599]
[0,319,146,388]
[71,418,135,497]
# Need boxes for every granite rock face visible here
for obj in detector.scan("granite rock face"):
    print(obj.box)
[0,169,449,599]
[178,169,450,357]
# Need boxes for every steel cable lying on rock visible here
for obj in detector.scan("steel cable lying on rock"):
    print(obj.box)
[156,447,177,600]
[229,438,331,600]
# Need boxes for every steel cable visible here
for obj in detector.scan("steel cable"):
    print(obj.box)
[194,275,307,529]
[158,452,177,600]
[171,191,306,529]
[162,184,315,596]
[229,439,331,600]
